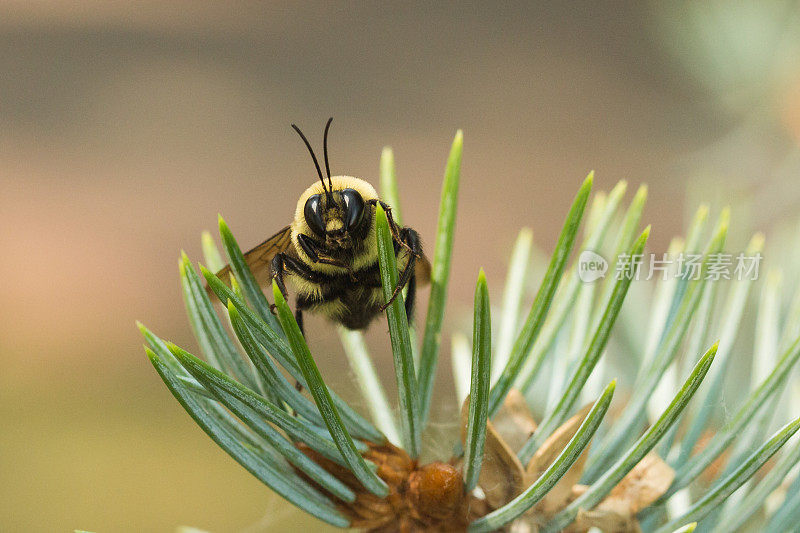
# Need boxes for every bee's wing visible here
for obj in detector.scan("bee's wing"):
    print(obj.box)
[415,251,432,285]
[208,225,293,292]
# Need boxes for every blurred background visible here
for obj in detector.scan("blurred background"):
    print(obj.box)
[2,2,800,531]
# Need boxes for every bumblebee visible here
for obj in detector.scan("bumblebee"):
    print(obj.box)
[215,118,430,332]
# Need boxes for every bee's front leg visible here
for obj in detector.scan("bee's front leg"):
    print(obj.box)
[367,199,416,256]
[270,252,328,315]
[405,269,417,321]
[294,296,307,339]
[297,233,356,280]
[380,227,422,314]
[270,253,291,312]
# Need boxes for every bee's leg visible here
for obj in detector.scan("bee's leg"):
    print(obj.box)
[293,305,306,391]
[367,199,416,256]
[405,271,417,321]
[297,233,355,278]
[269,254,289,315]
[380,228,422,312]
[294,307,305,337]
[297,233,326,265]
[270,252,328,314]
[272,253,329,285]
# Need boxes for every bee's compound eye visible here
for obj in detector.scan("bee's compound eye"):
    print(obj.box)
[341,189,364,231]
[304,194,325,235]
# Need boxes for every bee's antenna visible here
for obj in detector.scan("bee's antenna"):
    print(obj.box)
[291,123,332,200]
[323,117,334,191]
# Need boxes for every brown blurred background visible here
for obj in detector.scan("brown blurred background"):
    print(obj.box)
[2,2,800,531]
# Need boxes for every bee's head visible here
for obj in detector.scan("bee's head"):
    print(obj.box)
[292,119,378,249]
[303,187,367,248]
